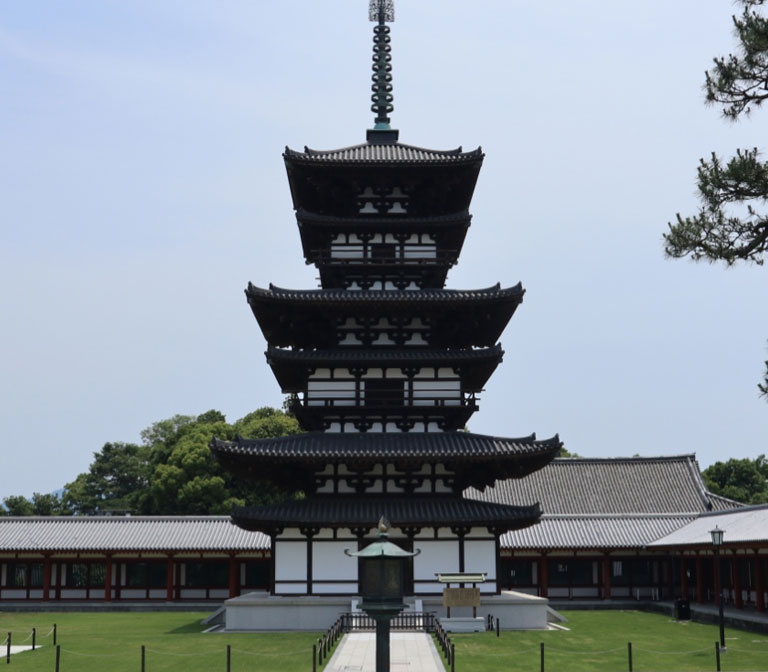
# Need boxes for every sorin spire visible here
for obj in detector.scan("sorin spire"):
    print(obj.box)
[367,0,399,143]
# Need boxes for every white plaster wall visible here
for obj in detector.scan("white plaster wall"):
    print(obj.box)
[464,540,497,580]
[312,583,357,594]
[414,540,459,581]
[312,542,358,581]
[274,541,307,582]
[274,582,308,594]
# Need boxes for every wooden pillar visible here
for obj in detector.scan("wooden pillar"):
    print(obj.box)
[679,554,688,598]
[695,554,704,604]
[166,556,174,602]
[602,554,611,600]
[104,556,112,602]
[228,556,239,599]
[754,552,765,612]
[539,555,549,598]
[42,556,52,602]
[732,554,743,608]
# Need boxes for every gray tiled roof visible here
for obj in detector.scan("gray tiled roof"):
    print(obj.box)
[248,282,523,304]
[467,455,728,515]
[500,514,697,550]
[284,143,483,164]
[0,516,268,553]
[648,504,768,547]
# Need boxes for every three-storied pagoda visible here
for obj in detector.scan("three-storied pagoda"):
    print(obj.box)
[211,0,561,602]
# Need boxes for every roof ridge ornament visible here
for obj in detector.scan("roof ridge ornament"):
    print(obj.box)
[367,1,399,144]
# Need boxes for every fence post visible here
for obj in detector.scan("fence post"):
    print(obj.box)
[141,644,145,672]
[32,628,36,651]
[227,644,231,672]
[540,642,545,672]
[55,645,60,672]
[313,644,317,672]
[627,642,632,672]
[53,624,57,647]
[6,632,10,665]
[715,642,721,672]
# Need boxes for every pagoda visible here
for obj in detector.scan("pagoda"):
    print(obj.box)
[211,1,561,603]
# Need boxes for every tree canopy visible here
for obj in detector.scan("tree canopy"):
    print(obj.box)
[2,407,302,516]
[702,455,768,504]
[664,0,768,398]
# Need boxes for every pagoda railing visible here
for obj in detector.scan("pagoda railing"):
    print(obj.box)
[296,389,479,409]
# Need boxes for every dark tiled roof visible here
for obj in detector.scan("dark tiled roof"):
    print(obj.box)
[266,345,503,365]
[284,143,483,165]
[648,504,768,548]
[0,516,268,553]
[501,514,697,550]
[233,496,539,534]
[212,431,560,463]
[248,282,523,304]
[466,455,735,515]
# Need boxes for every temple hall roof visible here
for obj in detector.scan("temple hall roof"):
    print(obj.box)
[466,455,739,516]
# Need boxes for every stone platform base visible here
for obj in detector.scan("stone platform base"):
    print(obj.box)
[223,590,559,632]
[440,617,485,632]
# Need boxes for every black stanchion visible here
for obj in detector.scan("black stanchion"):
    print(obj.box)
[450,642,455,672]
[53,624,57,646]
[141,644,145,672]
[32,628,36,651]
[496,618,500,637]
[627,642,632,672]
[6,632,10,665]
[55,645,60,672]
[312,644,317,672]
[715,641,721,672]
[540,642,545,672]
[226,644,231,672]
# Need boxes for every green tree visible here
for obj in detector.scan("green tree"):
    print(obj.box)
[703,455,768,504]
[664,0,768,398]
[2,495,34,516]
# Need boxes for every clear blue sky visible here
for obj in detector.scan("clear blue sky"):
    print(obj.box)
[1,1,766,500]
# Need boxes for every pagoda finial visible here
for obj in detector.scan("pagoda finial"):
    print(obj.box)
[367,1,399,144]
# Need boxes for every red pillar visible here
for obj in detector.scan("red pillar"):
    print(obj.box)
[228,556,239,599]
[695,555,704,604]
[755,552,765,612]
[732,554,743,608]
[104,556,112,602]
[602,555,611,600]
[42,556,52,602]
[166,556,175,602]
[680,554,688,598]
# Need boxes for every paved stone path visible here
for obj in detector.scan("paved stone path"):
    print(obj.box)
[326,632,445,672]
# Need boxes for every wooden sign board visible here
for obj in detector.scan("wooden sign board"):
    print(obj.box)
[442,587,481,608]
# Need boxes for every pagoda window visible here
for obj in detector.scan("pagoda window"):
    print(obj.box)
[358,186,378,214]
[306,380,356,407]
[364,378,405,407]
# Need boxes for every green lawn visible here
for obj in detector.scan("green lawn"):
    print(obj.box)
[447,610,768,672]
[1,609,767,672]
[0,611,322,672]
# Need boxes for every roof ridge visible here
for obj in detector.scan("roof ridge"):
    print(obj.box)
[553,454,697,464]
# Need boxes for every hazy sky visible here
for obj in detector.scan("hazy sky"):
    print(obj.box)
[1,1,766,500]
